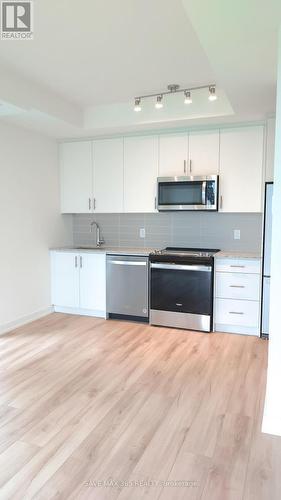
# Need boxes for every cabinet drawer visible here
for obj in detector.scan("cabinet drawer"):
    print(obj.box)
[215,299,259,327]
[216,272,260,301]
[215,258,261,274]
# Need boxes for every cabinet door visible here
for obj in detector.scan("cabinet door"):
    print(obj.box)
[159,133,188,176]
[124,136,158,212]
[215,298,259,328]
[79,253,106,313]
[189,130,219,175]
[60,142,93,213]
[219,126,264,213]
[265,118,275,182]
[215,272,260,301]
[51,252,79,308]
[93,138,124,213]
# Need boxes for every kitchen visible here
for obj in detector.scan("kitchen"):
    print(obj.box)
[1,1,281,499]
[51,123,272,338]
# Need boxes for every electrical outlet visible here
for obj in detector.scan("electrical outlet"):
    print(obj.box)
[234,229,241,240]
[139,228,145,238]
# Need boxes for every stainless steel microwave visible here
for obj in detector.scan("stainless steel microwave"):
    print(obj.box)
[157,175,219,211]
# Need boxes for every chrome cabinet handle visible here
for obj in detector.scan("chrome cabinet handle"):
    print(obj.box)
[80,256,83,268]
[93,198,96,210]
[189,159,192,173]
[154,197,157,210]
[229,311,244,315]
[220,195,223,209]
[184,160,187,174]
[230,265,245,268]
[88,198,91,211]
[75,256,78,268]
[229,285,245,288]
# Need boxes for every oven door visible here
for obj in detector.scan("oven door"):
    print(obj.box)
[150,262,213,331]
[157,175,218,211]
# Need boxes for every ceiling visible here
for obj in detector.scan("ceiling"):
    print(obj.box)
[0,0,280,138]
[182,0,281,120]
[0,0,216,106]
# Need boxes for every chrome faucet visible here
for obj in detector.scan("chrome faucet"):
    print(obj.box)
[90,220,105,247]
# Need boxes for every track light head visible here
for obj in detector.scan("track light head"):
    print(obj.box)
[155,95,163,109]
[134,97,141,112]
[184,91,192,104]
[208,86,217,101]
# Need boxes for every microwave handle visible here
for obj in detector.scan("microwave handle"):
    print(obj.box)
[202,181,207,205]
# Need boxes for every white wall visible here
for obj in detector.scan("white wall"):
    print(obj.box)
[263,29,281,436]
[0,122,73,333]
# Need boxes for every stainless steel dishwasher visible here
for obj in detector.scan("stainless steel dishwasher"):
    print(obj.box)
[106,255,149,322]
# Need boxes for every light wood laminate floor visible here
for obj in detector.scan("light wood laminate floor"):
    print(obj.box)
[0,313,280,500]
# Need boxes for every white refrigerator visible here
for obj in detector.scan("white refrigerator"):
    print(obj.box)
[261,182,273,337]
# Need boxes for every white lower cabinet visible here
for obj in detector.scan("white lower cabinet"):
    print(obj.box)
[214,258,261,336]
[51,252,80,308]
[215,272,260,301]
[79,253,106,312]
[216,299,260,328]
[51,251,106,317]
[216,258,261,275]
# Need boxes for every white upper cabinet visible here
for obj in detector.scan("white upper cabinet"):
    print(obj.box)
[124,136,158,212]
[219,126,264,213]
[188,130,220,175]
[265,118,275,182]
[60,141,93,213]
[93,138,124,213]
[59,125,265,214]
[158,133,188,177]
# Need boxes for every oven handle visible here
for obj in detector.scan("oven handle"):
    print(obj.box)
[150,263,212,272]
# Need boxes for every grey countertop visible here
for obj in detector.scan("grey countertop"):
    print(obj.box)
[50,246,157,256]
[50,247,262,259]
[215,251,261,260]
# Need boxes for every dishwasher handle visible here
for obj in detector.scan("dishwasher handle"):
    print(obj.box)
[108,260,147,266]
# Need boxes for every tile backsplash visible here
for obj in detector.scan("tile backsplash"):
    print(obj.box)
[73,212,263,252]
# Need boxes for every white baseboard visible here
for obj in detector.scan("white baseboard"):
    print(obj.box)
[54,306,106,319]
[0,306,54,335]
[262,415,281,437]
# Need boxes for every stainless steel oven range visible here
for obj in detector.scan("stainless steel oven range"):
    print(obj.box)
[149,247,220,332]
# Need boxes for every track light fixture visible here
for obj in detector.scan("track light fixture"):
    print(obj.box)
[134,97,141,112]
[134,84,217,111]
[184,90,192,104]
[155,95,163,109]
[208,86,217,101]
